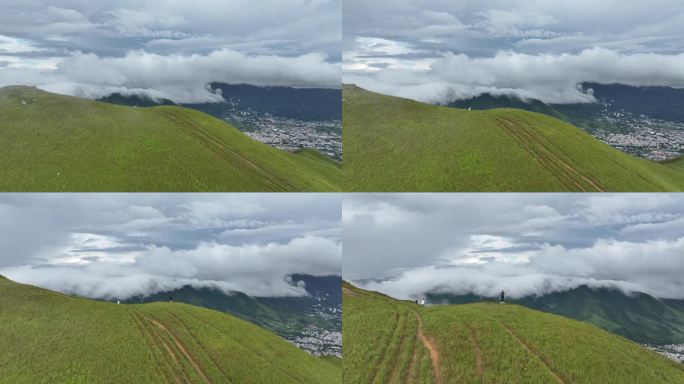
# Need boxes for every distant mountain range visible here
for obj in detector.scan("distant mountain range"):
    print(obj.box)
[427,285,684,345]
[449,82,684,126]
[124,274,342,356]
[448,83,684,161]
[100,83,342,122]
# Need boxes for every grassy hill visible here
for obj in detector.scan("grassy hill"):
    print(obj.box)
[124,276,342,356]
[343,85,684,191]
[0,275,341,383]
[0,86,340,191]
[343,281,684,383]
[428,286,684,345]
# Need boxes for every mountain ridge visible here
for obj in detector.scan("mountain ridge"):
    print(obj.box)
[426,285,684,345]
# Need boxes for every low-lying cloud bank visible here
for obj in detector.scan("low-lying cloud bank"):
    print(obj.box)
[0,49,341,103]
[344,48,684,104]
[356,237,684,301]
[2,236,341,299]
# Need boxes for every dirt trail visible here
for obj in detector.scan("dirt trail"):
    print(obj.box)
[147,317,213,384]
[498,322,565,384]
[469,328,483,377]
[414,312,442,384]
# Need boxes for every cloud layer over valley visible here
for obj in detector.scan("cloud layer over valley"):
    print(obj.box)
[343,194,684,300]
[0,194,341,299]
[344,0,684,104]
[0,0,341,102]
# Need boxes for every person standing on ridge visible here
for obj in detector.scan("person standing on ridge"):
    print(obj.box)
[500,290,505,303]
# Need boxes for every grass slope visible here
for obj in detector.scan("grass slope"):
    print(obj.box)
[0,276,340,383]
[0,86,340,191]
[343,85,684,191]
[428,286,684,345]
[343,282,684,384]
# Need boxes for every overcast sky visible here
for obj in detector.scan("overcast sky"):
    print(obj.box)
[344,194,684,300]
[0,194,341,300]
[0,0,341,102]
[344,1,684,104]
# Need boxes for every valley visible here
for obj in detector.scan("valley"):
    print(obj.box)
[645,344,684,363]
[590,109,684,161]
[224,109,342,160]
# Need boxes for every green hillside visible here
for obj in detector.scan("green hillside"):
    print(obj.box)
[0,86,340,191]
[343,85,684,191]
[429,286,684,345]
[0,276,340,383]
[343,281,684,384]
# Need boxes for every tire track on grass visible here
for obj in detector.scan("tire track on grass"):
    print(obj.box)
[496,320,565,384]
[496,116,605,192]
[166,312,232,383]
[176,307,305,383]
[405,325,420,383]
[126,308,176,384]
[469,327,483,377]
[160,110,295,192]
[368,312,401,384]
[143,315,212,384]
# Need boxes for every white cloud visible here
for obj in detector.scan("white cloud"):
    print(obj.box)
[0,194,341,299]
[345,48,684,104]
[0,49,340,103]
[0,35,42,54]
[2,236,341,299]
[344,194,684,300]
[358,237,684,300]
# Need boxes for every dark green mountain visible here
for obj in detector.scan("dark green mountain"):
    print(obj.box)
[449,82,684,130]
[428,286,684,345]
[101,83,342,122]
[583,82,684,122]
[448,91,611,132]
